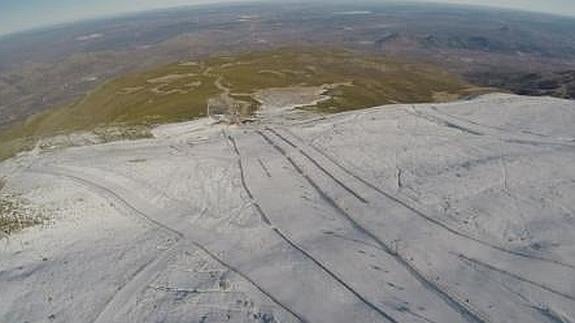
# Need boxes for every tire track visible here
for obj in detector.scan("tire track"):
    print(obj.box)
[530,306,571,323]
[265,127,368,204]
[429,106,507,133]
[93,242,183,323]
[256,130,488,323]
[275,127,575,272]
[429,105,571,143]
[456,254,575,303]
[408,108,484,136]
[29,168,183,239]
[29,167,307,323]
[418,107,575,149]
[226,132,398,323]
[273,126,575,314]
[456,253,571,323]
[257,158,272,178]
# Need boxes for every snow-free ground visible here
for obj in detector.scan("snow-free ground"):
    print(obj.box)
[1,93,575,322]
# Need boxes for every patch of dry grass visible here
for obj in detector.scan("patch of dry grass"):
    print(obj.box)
[0,178,48,236]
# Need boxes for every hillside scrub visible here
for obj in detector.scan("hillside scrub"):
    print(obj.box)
[0,178,48,236]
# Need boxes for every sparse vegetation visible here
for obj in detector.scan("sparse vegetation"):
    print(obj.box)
[0,48,480,160]
[0,178,48,236]
[210,49,473,113]
[92,125,153,143]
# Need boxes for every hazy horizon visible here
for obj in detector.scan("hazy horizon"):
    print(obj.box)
[1,0,575,36]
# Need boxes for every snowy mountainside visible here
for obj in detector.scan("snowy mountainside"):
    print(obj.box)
[1,93,575,322]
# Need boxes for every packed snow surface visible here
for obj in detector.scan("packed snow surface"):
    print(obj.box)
[2,93,575,322]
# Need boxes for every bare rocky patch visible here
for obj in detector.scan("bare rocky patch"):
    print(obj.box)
[252,85,343,119]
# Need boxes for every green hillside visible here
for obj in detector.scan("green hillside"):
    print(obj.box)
[0,48,480,160]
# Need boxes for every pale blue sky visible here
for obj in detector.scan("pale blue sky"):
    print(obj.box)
[1,0,574,36]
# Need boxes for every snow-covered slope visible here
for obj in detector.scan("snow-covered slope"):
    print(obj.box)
[1,93,575,322]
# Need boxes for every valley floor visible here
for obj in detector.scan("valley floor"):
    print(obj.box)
[2,93,575,322]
